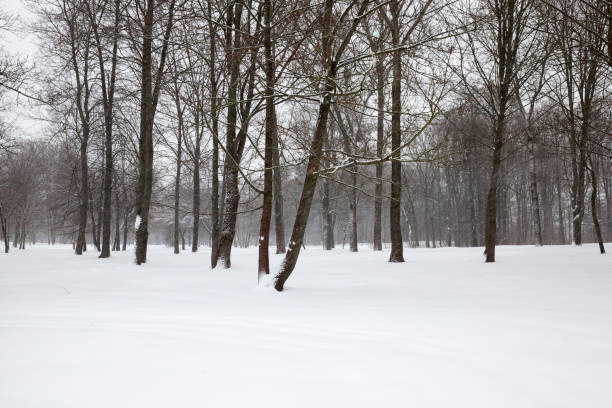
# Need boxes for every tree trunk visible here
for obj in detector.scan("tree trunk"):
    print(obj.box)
[215,1,242,268]
[336,111,359,252]
[321,138,334,250]
[122,208,128,251]
[75,136,89,255]
[528,135,543,247]
[589,159,605,254]
[484,118,504,262]
[112,192,120,251]
[258,0,276,278]
[0,202,8,253]
[134,0,176,264]
[207,0,221,267]
[373,51,384,251]
[134,2,154,264]
[272,117,286,254]
[388,0,404,262]
[216,2,259,268]
[173,88,183,254]
[274,92,333,290]
[192,139,200,252]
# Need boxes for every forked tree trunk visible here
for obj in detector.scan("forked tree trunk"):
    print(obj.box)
[134,0,176,264]
[258,0,276,278]
[91,0,120,259]
[215,1,242,268]
[216,3,259,268]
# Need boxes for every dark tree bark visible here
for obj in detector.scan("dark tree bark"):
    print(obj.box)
[484,120,504,262]
[334,110,358,252]
[272,116,286,254]
[388,0,404,262]
[258,0,277,278]
[112,190,121,251]
[172,76,184,255]
[214,1,241,268]
[320,137,334,250]
[589,157,606,254]
[191,121,201,253]
[373,52,384,251]
[69,18,92,256]
[134,0,176,264]
[483,0,528,262]
[87,0,120,259]
[207,0,221,267]
[0,201,8,253]
[122,206,128,251]
[216,2,261,268]
[274,0,371,291]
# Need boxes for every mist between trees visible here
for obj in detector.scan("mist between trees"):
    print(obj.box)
[0,0,610,289]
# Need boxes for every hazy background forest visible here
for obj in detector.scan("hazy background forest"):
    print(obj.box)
[0,0,610,283]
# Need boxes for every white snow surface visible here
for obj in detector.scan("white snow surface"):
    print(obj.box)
[1,244,611,407]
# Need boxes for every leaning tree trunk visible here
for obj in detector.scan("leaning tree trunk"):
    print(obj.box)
[388,0,404,262]
[274,91,333,291]
[273,0,369,290]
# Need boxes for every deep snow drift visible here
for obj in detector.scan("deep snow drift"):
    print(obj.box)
[1,244,611,407]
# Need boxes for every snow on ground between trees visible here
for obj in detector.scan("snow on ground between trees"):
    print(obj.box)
[1,244,611,407]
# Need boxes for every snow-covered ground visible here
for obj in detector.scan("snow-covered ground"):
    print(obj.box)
[1,244,611,407]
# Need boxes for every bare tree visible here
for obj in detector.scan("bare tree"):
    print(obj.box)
[133,0,177,264]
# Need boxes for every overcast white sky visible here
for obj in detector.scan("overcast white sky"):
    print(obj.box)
[2,0,44,137]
